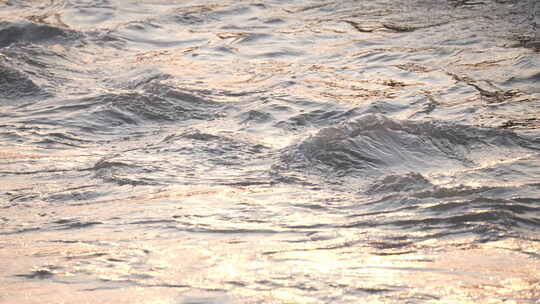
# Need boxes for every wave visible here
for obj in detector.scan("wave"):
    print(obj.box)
[0,64,48,100]
[16,83,224,134]
[0,21,79,48]
[343,171,540,241]
[278,114,539,179]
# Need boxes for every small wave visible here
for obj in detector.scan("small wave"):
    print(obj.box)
[110,20,208,49]
[0,21,79,47]
[275,107,364,130]
[92,157,161,186]
[52,218,103,230]
[23,86,224,134]
[170,3,253,26]
[346,171,540,241]
[16,269,55,279]
[0,64,48,100]
[110,68,172,91]
[0,42,95,99]
[387,208,540,234]
[366,172,432,194]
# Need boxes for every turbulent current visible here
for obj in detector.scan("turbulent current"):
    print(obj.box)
[1,0,540,303]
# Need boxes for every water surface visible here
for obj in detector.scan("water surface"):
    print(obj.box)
[1,0,539,303]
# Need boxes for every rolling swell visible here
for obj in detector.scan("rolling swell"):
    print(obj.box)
[279,114,539,178]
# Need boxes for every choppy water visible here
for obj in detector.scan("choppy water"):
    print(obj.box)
[1,0,540,303]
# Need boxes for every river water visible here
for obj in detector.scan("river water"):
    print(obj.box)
[1,0,539,303]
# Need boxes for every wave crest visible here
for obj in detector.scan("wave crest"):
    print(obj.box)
[279,114,537,178]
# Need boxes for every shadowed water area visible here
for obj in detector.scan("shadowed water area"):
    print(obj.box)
[1,0,539,303]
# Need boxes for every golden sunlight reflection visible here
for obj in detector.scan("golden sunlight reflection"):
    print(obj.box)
[2,167,539,304]
[2,186,539,303]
